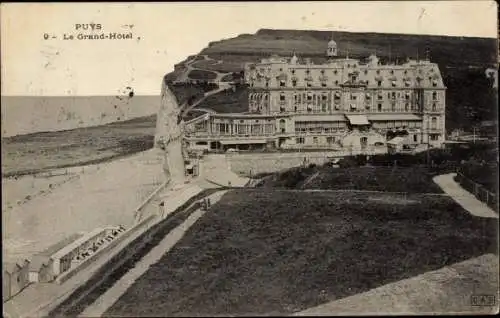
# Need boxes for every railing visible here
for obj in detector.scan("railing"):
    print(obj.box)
[455,171,498,212]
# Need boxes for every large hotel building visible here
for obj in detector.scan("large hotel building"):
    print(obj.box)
[184,39,446,154]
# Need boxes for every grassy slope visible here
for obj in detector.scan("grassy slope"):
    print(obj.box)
[168,29,497,130]
[257,165,445,193]
[105,189,497,316]
[195,85,249,113]
[1,115,157,177]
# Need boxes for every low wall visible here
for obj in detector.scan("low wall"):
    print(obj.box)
[227,152,333,175]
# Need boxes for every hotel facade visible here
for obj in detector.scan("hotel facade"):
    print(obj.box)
[184,39,446,154]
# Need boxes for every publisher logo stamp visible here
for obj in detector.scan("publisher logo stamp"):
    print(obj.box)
[471,295,496,307]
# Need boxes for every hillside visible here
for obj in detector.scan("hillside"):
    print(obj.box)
[168,28,498,131]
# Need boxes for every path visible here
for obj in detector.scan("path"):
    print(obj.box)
[295,253,498,315]
[300,171,320,189]
[433,173,498,218]
[181,82,231,118]
[79,190,229,317]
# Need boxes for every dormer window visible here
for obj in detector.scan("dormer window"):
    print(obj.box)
[405,81,411,87]
[291,69,295,74]
[280,80,286,87]
[377,81,382,87]
[334,70,338,75]
[320,69,325,74]
[364,70,368,75]
[391,81,397,87]
[432,80,438,87]
[321,82,327,87]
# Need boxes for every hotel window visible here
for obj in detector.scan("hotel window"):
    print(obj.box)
[335,80,339,85]
[280,80,286,87]
[390,70,394,74]
[313,137,318,143]
[376,70,380,74]
[334,70,338,75]
[351,93,357,100]
[378,103,382,111]
[327,136,336,144]
[364,70,368,75]
[377,93,383,100]
[405,103,409,111]
[291,69,295,74]
[294,106,298,112]
[430,134,439,141]
[432,80,438,87]
[431,117,437,129]
[322,94,328,101]
[294,95,298,102]
[307,82,312,87]
[391,81,397,87]
[280,94,286,101]
[377,81,382,87]
[306,69,310,74]
[404,70,408,75]
[321,69,325,74]
[265,81,269,87]
[296,137,305,144]
[432,92,437,100]
[307,94,313,101]
[432,103,437,111]
[347,64,351,68]
[279,68,283,71]
[413,134,418,142]
[292,80,297,87]
[321,82,327,87]
[405,92,411,100]
[351,75,357,82]
[391,102,396,111]
[391,92,396,99]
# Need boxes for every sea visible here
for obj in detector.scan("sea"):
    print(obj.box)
[1,95,160,137]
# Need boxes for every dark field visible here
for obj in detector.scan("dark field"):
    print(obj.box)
[187,69,218,80]
[305,166,445,193]
[105,189,497,316]
[257,165,445,193]
[1,115,157,177]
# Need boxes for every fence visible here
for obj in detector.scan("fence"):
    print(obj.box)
[455,171,498,212]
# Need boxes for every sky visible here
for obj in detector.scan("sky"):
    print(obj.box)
[1,1,498,96]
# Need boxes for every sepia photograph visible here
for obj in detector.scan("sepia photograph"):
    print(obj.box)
[1,1,498,316]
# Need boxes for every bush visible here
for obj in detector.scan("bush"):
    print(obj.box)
[338,157,358,168]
